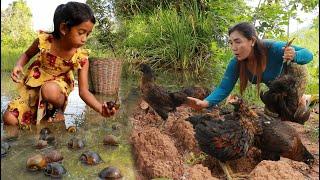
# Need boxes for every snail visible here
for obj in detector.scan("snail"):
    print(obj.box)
[80,151,103,165]
[99,166,122,179]
[26,154,47,171]
[67,137,85,149]
[103,135,119,146]
[44,162,67,178]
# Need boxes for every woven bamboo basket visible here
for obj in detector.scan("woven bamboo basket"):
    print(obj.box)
[89,58,122,95]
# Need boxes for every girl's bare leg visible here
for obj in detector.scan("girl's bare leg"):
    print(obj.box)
[3,110,19,126]
[41,82,66,122]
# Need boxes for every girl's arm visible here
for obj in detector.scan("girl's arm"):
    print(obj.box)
[11,38,40,83]
[77,59,115,117]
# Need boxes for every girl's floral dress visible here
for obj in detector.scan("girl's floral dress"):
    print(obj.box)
[7,31,89,129]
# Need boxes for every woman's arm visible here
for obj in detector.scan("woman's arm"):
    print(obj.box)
[11,38,40,83]
[291,44,313,64]
[204,58,239,107]
[77,59,115,117]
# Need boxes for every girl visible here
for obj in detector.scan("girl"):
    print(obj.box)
[3,2,117,129]
[187,22,313,114]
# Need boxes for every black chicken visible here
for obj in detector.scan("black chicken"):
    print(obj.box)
[186,95,262,179]
[139,64,188,121]
[254,112,314,165]
[260,73,310,125]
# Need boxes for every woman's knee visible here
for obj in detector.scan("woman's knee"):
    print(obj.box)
[3,110,18,126]
[41,82,65,106]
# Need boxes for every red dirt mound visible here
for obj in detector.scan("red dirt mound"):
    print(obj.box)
[130,99,319,179]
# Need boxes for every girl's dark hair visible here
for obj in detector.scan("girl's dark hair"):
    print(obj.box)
[228,22,267,95]
[52,1,96,39]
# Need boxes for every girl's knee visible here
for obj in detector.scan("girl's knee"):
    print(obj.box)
[3,110,19,126]
[41,82,65,102]
[41,82,59,96]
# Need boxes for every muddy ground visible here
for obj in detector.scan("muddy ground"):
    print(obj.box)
[129,100,319,180]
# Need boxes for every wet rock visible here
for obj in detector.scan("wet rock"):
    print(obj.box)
[99,166,122,179]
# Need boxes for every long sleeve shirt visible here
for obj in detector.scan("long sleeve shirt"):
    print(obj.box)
[204,39,313,107]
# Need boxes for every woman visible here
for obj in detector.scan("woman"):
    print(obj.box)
[187,22,313,112]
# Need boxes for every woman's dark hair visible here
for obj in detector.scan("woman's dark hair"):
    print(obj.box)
[52,1,96,39]
[228,22,267,95]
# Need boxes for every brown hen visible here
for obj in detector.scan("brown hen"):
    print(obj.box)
[186,95,262,179]
[254,112,314,165]
[139,64,187,121]
[260,63,310,124]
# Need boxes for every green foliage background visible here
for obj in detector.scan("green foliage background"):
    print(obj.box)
[1,0,319,97]
[1,0,36,48]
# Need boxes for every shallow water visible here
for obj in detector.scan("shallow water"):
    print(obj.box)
[1,72,140,179]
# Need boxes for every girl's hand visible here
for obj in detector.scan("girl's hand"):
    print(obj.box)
[101,102,117,117]
[282,46,296,62]
[187,97,209,110]
[11,65,24,83]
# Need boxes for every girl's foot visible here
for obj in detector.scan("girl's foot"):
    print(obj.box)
[48,109,65,123]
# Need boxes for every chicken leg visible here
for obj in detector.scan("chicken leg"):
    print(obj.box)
[218,161,248,180]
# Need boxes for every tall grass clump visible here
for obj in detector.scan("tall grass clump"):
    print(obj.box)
[122,3,217,75]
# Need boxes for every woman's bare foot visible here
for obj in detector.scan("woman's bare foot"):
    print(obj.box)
[48,109,65,123]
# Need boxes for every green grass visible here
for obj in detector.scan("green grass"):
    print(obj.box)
[291,28,319,94]
[1,46,25,72]
[121,6,215,75]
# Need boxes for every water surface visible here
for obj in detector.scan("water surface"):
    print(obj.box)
[1,72,140,179]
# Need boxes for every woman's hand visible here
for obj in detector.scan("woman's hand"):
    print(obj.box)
[101,102,117,117]
[187,97,209,110]
[11,65,24,83]
[282,46,296,62]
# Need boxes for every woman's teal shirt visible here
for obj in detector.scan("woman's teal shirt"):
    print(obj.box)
[204,40,313,107]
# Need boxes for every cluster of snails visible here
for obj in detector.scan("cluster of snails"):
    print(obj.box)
[24,127,123,179]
